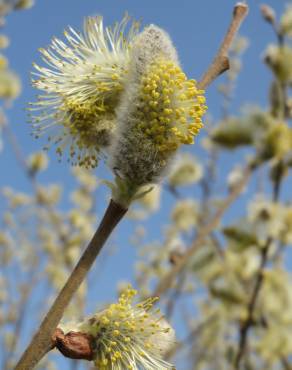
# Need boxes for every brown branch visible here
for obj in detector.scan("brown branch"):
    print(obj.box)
[15,200,127,370]
[234,238,271,369]
[234,174,282,369]
[153,163,252,298]
[281,357,292,370]
[165,270,187,319]
[198,2,249,90]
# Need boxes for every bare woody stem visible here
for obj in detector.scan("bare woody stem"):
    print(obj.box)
[198,2,249,90]
[15,200,127,370]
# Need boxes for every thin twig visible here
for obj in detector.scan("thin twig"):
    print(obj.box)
[165,271,187,319]
[2,274,38,370]
[15,200,127,370]
[234,238,271,369]
[1,112,30,173]
[153,163,252,297]
[198,2,249,90]
[234,176,282,369]
[281,357,292,370]
[165,232,225,316]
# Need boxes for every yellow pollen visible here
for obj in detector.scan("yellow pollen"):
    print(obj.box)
[134,58,207,158]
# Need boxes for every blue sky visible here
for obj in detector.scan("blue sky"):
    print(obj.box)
[1,0,290,368]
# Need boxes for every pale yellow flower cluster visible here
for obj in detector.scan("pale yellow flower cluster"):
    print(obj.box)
[30,16,139,168]
[59,286,175,369]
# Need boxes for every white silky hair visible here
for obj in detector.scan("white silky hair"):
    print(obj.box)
[130,25,179,76]
[109,25,178,186]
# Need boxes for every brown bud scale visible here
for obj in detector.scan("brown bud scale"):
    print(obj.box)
[52,328,95,361]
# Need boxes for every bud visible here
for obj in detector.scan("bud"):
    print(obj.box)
[211,117,253,149]
[169,249,183,265]
[0,54,8,69]
[259,122,292,160]
[171,199,199,232]
[264,44,292,84]
[168,153,203,187]
[0,69,21,100]
[0,34,9,49]
[52,328,94,360]
[27,151,49,175]
[137,184,161,212]
[14,0,34,10]
[227,166,246,192]
[260,4,276,24]
[279,5,292,37]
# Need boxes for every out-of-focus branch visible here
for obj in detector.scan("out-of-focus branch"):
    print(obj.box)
[281,357,292,370]
[1,110,29,172]
[165,271,187,319]
[2,274,38,370]
[165,314,218,361]
[198,2,249,90]
[153,163,253,297]
[234,237,271,369]
[234,174,282,369]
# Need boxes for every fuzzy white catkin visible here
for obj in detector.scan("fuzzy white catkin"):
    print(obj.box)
[110,25,179,187]
[131,25,179,75]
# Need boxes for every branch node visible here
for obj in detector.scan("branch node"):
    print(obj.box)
[198,3,249,89]
[234,2,249,17]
